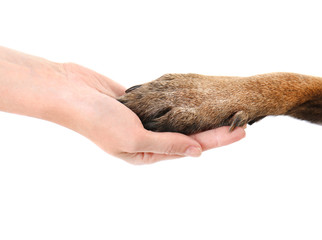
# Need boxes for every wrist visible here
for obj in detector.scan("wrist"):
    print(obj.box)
[0,50,64,119]
[35,62,94,133]
[0,47,124,143]
[0,49,83,132]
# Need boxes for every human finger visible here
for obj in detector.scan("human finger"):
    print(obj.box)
[190,126,246,151]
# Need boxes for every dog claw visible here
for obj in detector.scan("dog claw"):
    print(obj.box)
[125,84,142,93]
[229,111,248,132]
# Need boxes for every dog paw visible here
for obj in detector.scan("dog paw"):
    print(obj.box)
[118,72,322,134]
[117,74,255,134]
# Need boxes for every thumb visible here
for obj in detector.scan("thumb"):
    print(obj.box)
[138,131,202,157]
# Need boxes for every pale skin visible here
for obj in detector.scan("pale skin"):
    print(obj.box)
[0,47,246,165]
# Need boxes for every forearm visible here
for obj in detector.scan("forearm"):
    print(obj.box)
[0,47,77,127]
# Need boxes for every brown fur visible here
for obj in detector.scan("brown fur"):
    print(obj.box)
[118,72,322,134]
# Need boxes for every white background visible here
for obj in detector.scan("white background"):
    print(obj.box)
[0,0,322,239]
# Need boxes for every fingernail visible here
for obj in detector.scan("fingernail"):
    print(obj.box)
[184,146,202,157]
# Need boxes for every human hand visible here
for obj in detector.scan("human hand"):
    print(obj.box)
[62,64,246,164]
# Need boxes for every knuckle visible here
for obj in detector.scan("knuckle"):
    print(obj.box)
[164,144,176,155]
